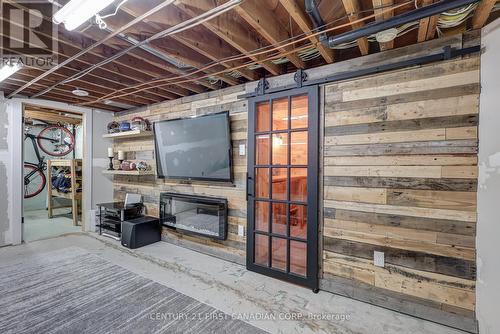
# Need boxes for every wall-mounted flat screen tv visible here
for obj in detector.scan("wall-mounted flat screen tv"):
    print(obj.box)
[153,111,232,182]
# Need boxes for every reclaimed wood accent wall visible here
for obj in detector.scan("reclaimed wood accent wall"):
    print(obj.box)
[321,56,479,332]
[112,86,248,263]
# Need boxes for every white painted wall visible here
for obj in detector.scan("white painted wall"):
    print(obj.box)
[477,18,500,334]
[90,110,114,208]
[0,97,114,245]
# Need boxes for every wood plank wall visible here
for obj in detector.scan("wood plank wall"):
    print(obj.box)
[110,34,480,332]
[112,86,248,264]
[321,56,479,332]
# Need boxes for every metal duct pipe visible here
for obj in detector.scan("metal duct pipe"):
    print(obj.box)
[326,0,480,48]
[304,0,328,43]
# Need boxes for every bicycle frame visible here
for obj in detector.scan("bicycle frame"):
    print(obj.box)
[23,133,56,184]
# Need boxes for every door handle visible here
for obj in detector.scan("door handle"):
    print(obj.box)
[246,172,252,201]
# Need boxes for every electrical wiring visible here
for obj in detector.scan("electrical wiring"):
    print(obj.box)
[33,0,244,98]
[83,1,416,105]
[95,0,129,30]
[86,1,417,105]
[436,4,477,37]
[8,0,178,99]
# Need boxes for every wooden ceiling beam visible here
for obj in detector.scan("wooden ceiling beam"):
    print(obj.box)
[53,35,186,100]
[417,0,438,42]
[10,69,147,107]
[120,0,258,81]
[341,0,370,55]
[53,48,178,101]
[2,43,168,103]
[278,0,335,63]
[472,0,497,29]
[175,0,283,76]
[99,10,239,87]
[372,0,395,50]
[6,1,194,102]
[234,1,306,69]
[1,15,178,101]
[1,82,122,112]
[80,28,210,93]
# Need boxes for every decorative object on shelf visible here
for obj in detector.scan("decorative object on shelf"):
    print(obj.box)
[107,121,120,134]
[130,117,151,131]
[117,150,125,170]
[107,147,114,170]
[120,161,137,171]
[119,121,131,132]
[136,161,151,172]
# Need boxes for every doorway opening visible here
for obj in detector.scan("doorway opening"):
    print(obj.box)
[22,104,85,242]
[246,86,319,291]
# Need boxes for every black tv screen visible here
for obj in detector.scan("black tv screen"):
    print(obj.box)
[153,111,232,181]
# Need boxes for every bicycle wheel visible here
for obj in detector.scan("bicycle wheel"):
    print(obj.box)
[37,125,75,157]
[24,163,46,199]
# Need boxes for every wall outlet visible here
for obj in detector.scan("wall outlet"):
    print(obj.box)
[374,251,385,267]
[238,225,245,236]
[239,144,246,156]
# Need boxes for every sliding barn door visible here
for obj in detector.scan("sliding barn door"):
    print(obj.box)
[246,86,319,290]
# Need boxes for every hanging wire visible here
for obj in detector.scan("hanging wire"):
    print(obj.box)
[95,0,129,30]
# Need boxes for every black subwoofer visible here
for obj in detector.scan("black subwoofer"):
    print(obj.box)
[121,216,161,249]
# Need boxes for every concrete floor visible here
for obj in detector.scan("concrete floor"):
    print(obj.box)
[23,209,82,242]
[0,234,469,334]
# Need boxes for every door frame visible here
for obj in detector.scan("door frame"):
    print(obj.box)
[246,85,319,291]
[7,98,94,245]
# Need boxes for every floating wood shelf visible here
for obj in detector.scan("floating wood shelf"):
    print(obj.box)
[102,169,155,176]
[102,130,153,139]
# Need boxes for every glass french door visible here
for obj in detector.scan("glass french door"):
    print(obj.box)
[246,86,319,290]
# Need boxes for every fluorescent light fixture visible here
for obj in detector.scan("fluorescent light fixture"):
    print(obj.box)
[53,0,117,31]
[0,64,21,83]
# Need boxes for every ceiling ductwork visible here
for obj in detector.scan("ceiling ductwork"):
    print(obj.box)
[304,0,481,49]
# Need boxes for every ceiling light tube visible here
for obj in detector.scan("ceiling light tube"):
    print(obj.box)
[53,0,117,31]
[0,64,21,83]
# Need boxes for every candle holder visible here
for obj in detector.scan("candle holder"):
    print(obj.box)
[118,159,124,170]
[107,157,114,170]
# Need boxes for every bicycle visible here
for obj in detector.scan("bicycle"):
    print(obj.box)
[24,124,75,199]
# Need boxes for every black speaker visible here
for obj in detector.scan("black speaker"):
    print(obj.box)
[121,216,161,249]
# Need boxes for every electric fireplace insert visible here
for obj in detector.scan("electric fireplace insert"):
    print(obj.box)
[159,192,228,240]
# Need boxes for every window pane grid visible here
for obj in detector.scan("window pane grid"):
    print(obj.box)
[253,93,310,274]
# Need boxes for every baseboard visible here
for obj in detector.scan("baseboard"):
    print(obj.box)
[161,235,245,266]
[320,275,478,333]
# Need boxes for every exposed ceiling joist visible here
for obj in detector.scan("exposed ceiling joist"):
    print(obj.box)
[472,0,497,29]
[120,0,258,81]
[341,0,370,55]
[174,0,283,76]
[372,0,395,50]
[417,0,439,42]
[0,0,495,111]
[279,0,335,63]
[234,1,306,69]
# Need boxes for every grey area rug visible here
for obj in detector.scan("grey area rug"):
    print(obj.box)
[0,247,267,334]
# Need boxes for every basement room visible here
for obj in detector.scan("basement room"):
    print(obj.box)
[1,0,499,333]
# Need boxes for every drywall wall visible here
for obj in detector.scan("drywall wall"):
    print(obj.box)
[0,95,10,246]
[1,98,114,245]
[477,18,500,334]
[91,110,114,208]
